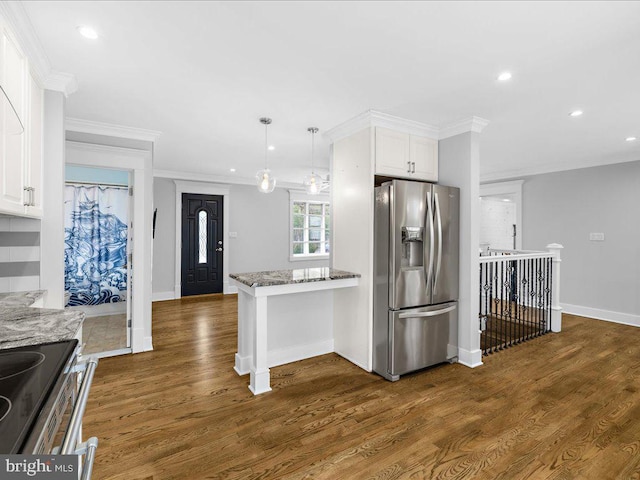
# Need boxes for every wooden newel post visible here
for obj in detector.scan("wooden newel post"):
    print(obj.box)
[546,243,564,332]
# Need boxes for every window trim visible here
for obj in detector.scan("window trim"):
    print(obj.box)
[289,190,330,262]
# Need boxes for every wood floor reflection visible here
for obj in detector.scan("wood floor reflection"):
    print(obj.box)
[83,294,640,479]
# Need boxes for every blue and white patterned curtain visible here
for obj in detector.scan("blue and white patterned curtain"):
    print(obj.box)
[64,184,128,306]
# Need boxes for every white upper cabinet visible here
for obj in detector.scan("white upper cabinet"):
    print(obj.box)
[0,19,43,218]
[375,127,438,182]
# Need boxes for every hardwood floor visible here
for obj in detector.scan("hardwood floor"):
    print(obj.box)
[83,295,640,479]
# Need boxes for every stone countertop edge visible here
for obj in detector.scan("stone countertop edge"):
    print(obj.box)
[229,268,361,288]
[0,290,46,307]
[0,306,84,350]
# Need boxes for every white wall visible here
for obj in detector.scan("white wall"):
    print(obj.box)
[480,198,516,250]
[522,160,640,323]
[152,179,329,299]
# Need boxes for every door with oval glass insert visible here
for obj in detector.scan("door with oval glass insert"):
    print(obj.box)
[181,193,223,296]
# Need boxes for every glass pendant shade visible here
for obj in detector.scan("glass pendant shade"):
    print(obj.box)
[256,117,276,193]
[256,168,276,193]
[303,172,323,195]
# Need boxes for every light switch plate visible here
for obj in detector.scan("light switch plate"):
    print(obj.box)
[229,231,238,238]
[589,232,605,241]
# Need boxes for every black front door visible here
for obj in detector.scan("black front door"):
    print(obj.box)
[181,193,223,296]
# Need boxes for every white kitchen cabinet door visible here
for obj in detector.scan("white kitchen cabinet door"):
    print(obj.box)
[375,127,412,178]
[0,24,27,215]
[25,75,43,217]
[410,134,438,182]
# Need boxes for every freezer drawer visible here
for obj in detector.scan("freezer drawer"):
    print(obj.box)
[390,302,457,377]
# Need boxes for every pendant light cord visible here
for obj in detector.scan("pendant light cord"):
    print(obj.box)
[264,122,268,170]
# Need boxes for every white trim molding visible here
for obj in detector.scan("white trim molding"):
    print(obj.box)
[66,141,154,354]
[0,2,77,94]
[174,180,231,299]
[439,116,490,140]
[155,169,304,190]
[325,110,490,143]
[152,291,176,302]
[562,303,640,328]
[325,109,440,143]
[66,118,162,142]
[457,347,483,368]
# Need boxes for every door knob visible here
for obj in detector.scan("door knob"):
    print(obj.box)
[216,247,223,252]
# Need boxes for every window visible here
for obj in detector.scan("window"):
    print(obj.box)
[198,210,207,263]
[290,192,330,259]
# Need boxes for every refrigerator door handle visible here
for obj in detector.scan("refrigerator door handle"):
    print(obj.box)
[425,191,434,290]
[398,304,457,319]
[434,192,443,293]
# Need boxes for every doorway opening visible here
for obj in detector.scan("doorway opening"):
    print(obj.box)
[64,165,132,356]
[181,193,224,296]
[479,180,523,253]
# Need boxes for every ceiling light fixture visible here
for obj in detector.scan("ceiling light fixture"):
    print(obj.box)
[569,110,583,117]
[229,168,236,173]
[625,136,637,142]
[303,127,323,195]
[77,25,98,40]
[256,117,276,194]
[268,145,275,151]
[497,72,512,81]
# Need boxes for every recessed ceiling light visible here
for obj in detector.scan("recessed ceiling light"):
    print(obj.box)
[77,25,98,39]
[502,198,511,202]
[497,72,512,81]
[268,145,275,151]
[569,110,583,117]
[626,136,637,142]
[229,168,236,172]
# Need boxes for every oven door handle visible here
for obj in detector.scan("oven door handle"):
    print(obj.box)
[61,358,98,455]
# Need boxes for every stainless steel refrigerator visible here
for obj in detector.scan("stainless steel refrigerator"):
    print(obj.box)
[373,179,459,381]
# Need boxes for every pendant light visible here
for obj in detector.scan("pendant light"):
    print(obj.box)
[256,117,276,193]
[303,127,323,195]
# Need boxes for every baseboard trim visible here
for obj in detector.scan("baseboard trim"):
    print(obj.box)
[152,291,175,302]
[561,303,640,328]
[334,349,371,372]
[234,353,251,376]
[458,347,483,368]
[143,336,154,352]
[268,339,334,368]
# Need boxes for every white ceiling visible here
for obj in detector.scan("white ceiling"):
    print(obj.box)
[22,1,640,184]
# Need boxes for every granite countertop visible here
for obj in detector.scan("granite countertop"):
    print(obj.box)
[0,290,45,307]
[0,290,84,349]
[229,267,360,288]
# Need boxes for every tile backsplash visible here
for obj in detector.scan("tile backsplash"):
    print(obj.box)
[0,217,41,292]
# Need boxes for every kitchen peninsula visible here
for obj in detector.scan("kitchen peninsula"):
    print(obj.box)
[230,268,359,395]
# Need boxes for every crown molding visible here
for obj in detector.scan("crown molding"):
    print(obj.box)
[325,109,440,143]
[0,2,77,95]
[44,72,78,97]
[66,118,162,142]
[154,169,304,190]
[438,116,490,140]
[480,156,640,183]
[325,110,490,143]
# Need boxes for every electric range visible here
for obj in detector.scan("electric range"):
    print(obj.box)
[0,340,78,454]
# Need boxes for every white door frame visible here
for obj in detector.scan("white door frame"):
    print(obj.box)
[174,180,231,298]
[479,180,524,251]
[66,141,154,353]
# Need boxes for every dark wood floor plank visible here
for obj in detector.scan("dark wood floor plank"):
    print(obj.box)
[82,298,640,479]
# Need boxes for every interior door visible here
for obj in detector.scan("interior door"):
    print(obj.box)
[181,193,223,296]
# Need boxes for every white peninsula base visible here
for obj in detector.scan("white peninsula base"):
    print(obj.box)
[230,268,359,395]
